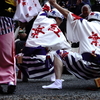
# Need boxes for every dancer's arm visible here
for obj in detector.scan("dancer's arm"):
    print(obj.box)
[49,0,70,18]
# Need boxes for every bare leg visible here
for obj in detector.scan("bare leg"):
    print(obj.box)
[54,55,63,79]
[42,55,63,89]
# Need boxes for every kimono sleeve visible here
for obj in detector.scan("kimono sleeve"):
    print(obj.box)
[13,0,41,22]
[66,12,82,43]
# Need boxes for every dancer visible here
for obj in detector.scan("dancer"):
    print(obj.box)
[0,0,16,94]
[18,2,71,80]
[42,0,100,89]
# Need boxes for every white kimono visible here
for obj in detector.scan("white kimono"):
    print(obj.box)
[18,3,71,79]
[67,12,100,54]
[25,10,71,50]
[55,12,100,79]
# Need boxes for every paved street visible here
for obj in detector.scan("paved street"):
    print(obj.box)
[0,74,100,100]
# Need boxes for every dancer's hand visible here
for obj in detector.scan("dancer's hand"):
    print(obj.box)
[49,0,70,17]
[49,0,57,6]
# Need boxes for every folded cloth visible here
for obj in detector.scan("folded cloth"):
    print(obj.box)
[13,0,41,22]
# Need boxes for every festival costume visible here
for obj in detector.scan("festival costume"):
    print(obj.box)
[0,0,16,94]
[0,30,16,84]
[14,0,42,80]
[42,11,100,89]
[59,12,100,78]
[17,2,71,79]
[62,12,100,79]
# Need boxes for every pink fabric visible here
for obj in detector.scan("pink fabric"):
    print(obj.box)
[0,32,16,85]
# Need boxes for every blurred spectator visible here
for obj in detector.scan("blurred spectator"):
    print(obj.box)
[67,0,91,15]
[79,4,91,19]
[66,0,85,15]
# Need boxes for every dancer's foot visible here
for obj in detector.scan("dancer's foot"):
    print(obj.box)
[22,75,28,82]
[50,74,64,82]
[7,82,16,94]
[7,85,16,94]
[42,79,62,89]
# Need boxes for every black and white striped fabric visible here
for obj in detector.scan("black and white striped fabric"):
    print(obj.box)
[0,16,14,35]
[19,46,54,79]
[56,50,100,79]
[20,55,54,79]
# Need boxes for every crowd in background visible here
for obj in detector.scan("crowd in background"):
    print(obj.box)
[40,0,100,13]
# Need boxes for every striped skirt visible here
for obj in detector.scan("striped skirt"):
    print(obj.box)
[56,50,100,79]
[19,47,54,79]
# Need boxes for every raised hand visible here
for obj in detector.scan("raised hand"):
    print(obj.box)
[49,0,57,6]
[49,0,70,17]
